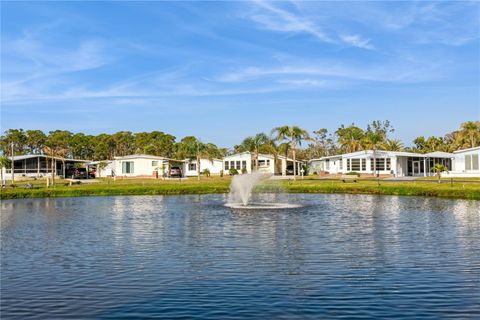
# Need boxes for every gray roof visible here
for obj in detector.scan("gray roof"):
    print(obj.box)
[314,149,453,161]
[9,154,89,162]
[114,154,169,160]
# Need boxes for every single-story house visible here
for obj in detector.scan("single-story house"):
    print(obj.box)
[222,152,303,175]
[308,150,454,177]
[182,158,223,177]
[2,154,89,179]
[442,147,480,178]
[114,154,183,178]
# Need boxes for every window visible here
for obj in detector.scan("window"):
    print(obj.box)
[225,161,229,170]
[236,161,241,170]
[230,161,235,169]
[347,159,351,171]
[242,161,247,169]
[361,159,366,171]
[258,159,270,167]
[386,158,391,170]
[473,154,479,170]
[122,161,134,174]
[465,154,479,171]
[325,159,330,170]
[152,161,158,166]
[339,160,343,170]
[465,155,472,170]
[375,158,386,171]
[188,163,196,171]
[351,159,360,171]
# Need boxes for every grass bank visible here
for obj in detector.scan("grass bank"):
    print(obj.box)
[1,177,479,200]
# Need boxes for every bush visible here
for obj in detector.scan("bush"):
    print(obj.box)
[202,168,211,177]
[345,171,360,177]
[241,167,247,174]
[220,170,224,178]
[229,168,239,175]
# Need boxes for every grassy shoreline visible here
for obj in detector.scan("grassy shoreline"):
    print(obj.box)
[1,177,479,200]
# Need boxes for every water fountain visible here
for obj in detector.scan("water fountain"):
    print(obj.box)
[225,172,302,209]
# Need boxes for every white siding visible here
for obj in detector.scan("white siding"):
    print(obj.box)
[183,159,223,177]
[114,157,167,177]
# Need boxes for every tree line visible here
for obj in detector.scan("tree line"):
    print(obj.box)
[1,121,478,163]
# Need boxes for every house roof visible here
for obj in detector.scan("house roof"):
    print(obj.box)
[224,151,303,163]
[314,149,454,160]
[424,151,454,158]
[114,154,169,160]
[453,146,480,154]
[9,154,89,162]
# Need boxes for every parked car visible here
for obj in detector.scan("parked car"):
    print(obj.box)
[169,166,182,178]
[67,168,96,179]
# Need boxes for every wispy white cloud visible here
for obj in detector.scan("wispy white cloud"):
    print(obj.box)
[249,0,332,42]
[340,34,374,50]
[246,0,376,50]
[216,60,442,84]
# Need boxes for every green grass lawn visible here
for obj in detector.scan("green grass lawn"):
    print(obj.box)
[1,176,479,200]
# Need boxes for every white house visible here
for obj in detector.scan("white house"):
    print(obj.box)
[308,150,454,177]
[443,147,480,177]
[2,154,89,180]
[182,158,223,177]
[113,154,181,177]
[222,152,303,175]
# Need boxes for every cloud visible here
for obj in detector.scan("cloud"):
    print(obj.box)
[249,0,332,42]
[216,58,444,85]
[340,34,374,50]
[246,0,376,49]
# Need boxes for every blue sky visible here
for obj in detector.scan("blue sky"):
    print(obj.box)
[1,1,479,147]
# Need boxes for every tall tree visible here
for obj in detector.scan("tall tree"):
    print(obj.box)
[238,133,270,170]
[335,124,364,153]
[25,130,47,154]
[308,128,337,158]
[363,121,394,176]
[271,126,309,179]
[176,136,217,180]
[1,129,27,155]
[460,121,480,148]
[381,139,404,151]
[112,131,135,157]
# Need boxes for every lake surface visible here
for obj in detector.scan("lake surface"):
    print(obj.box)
[1,194,479,319]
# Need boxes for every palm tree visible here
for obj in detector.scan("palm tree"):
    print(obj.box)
[381,139,404,151]
[240,133,270,171]
[335,124,364,153]
[271,126,309,180]
[460,121,479,148]
[432,163,448,183]
[363,131,383,176]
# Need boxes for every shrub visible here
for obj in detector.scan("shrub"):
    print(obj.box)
[241,167,247,174]
[202,168,211,177]
[229,168,239,175]
[220,170,224,178]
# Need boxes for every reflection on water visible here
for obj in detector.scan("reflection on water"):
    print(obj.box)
[1,194,479,319]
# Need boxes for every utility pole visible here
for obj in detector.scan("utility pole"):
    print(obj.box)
[11,142,14,182]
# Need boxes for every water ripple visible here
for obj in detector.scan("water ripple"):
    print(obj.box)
[1,194,479,319]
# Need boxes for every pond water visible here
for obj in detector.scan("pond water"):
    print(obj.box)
[1,194,479,319]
